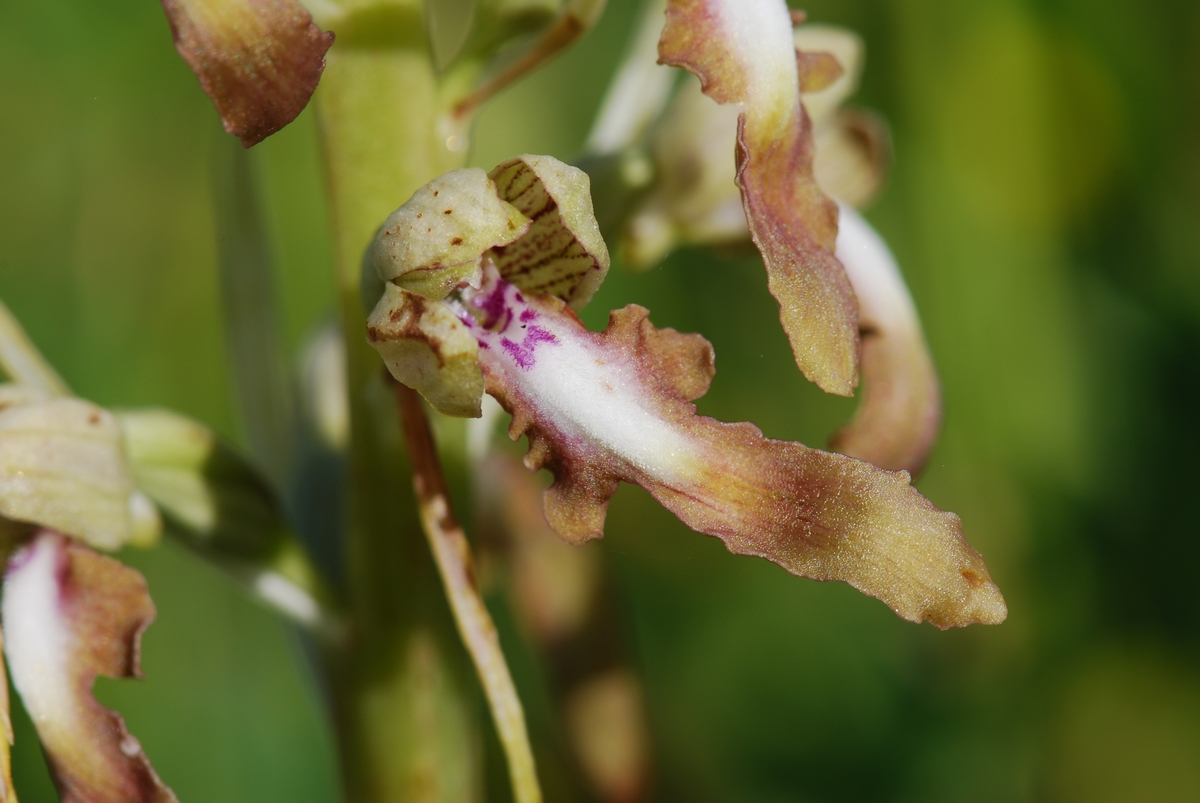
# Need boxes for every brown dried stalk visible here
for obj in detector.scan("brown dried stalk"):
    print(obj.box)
[393,380,542,803]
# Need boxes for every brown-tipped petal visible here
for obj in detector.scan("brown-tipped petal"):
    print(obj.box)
[0,626,15,803]
[367,284,485,418]
[0,397,159,551]
[371,168,531,300]
[454,269,1004,627]
[829,206,940,474]
[659,0,859,395]
[489,156,611,311]
[160,0,333,147]
[2,532,178,802]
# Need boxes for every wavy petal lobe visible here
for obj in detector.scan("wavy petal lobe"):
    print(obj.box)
[456,269,1004,628]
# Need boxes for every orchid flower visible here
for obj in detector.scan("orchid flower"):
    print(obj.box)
[365,153,1006,629]
[118,0,1006,799]
[617,14,888,267]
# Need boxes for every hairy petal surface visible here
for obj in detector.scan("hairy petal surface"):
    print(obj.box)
[0,397,159,551]
[659,0,859,395]
[368,284,485,418]
[830,206,941,474]
[456,269,1004,628]
[2,532,177,802]
[160,0,334,146]
[489,155,611,311]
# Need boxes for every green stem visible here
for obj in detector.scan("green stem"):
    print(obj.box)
[315,15,484,803]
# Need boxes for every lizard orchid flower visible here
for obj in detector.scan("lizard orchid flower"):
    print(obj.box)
[366,155,1006,629]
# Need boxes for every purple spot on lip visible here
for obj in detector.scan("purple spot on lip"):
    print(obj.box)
[500,326,558,369]
[501,337,534,369]
[475,281,509,329]
[519,309,537,323]
[524,325,556,346]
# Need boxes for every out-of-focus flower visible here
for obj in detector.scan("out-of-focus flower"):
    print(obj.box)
[474,447,653,802]
[365,155,1005,628]
[0,383,177,802]
[622,21,889,266]
[0,299,331,800]
[588,0,936,473]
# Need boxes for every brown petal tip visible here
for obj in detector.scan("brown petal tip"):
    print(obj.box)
[161,0,334,146]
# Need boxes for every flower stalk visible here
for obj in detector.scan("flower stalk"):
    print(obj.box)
[315,28,483,803]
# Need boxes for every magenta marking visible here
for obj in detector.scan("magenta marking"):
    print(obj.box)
[474,281,510,329]
[520,308,537,323]
[501,337,534,369]
[498,325,558,370]
[525,326,556,346]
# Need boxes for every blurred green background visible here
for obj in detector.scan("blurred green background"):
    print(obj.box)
[2,0,1199,800]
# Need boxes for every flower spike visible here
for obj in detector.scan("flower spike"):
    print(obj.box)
[159,0,334,147]
[658,0,859,395]
[2,532,178,803]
